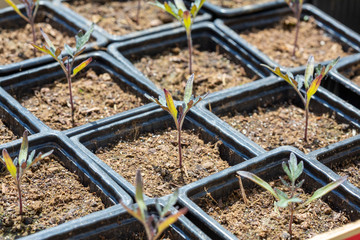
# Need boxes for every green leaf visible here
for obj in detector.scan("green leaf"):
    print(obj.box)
[261,64,298,90]
[27,150,53,169]
[18,130,29,169]
[2,149,17,179]
[40,28,56,53]
[160,189,179,218]
[237,171,279,200]
[183,74,194,105]
[5,0,28,22]
[75,23,94,51]
[304,56,314,89]
[155,208,188,240]
[72,57,92,77]
[164,89,178,123]
[135,170,147,221]
[64,44,74,58]
[300,176,347,208]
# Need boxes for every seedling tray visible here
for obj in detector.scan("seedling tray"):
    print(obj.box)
[200,0,286,18]
[54,0,212,43]
[214,4,360,73]
[0,51,161,135]
[320,53,360,110]
[178,147,360,239]
[20,199,211,240]
[193,76,360,154]
[0,1,107,77]
[108,21,268,96]
[0,131,132,239]
[70,106,262,200]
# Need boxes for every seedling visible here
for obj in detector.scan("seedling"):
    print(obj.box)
[262,56,339,142]
[146,74,207,168]
[32,24,94,126]
[284,0,304,56]
[120,170,187,240]
[237,152,346,238]
[5,0,39,56]
[1,131,53,215]
[136,0,142,24]
[152,0,206,75]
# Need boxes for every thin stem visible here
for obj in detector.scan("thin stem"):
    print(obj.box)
[288,203,294,237]
[304,107,309,142]
[186,30,193,75]
[292,9,301,56]
[30,19,37,57]
[178,128,183,168]
[17,182,23,215]
[135,0,141,24]
[66,62,75,126]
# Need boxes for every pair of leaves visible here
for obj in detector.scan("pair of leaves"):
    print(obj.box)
[153,0,205,30]
[1,131,53,184]
[237,152,346,209]
[31,24,94,78]
[120,170,187,240]
[5,0,39,23]
[145,74,207,130]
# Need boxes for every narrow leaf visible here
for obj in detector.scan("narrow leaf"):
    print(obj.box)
[40,28,56,52]
[27,150,53,169]
[160,189,179,218]
[183,74,194,104]
[32,44,58,60]
[261,64,298,90]
[174,0,186,11]
[64,44,74,57]
[18,131,29,168]
[135,170,147,221]
[75,23,94,50]
[164,89,178,121]
[5,0,28,21]
[2,149,17,179]
[237,171,279,200]
[72,57,92,77]
[183,11,192,31]
[120,201,143,223]
[304,56,314,89]
[300,176,347,207]
[155,208,188,239]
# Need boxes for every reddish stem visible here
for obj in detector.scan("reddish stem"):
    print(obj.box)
[66,64,75,126]
[178,128,183,168]
[17,182,23,215]
[304,107,309,142]
[30,20,37,57]
[136,0,141,24]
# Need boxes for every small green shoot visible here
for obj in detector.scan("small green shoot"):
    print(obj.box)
[262,55,339,142]
[284,0,304,56]
[5,0,39,56]
[32,24,94,126]
[237,152,346,238]
[152,0,206,75]
[1,131,53,215]
[145,74,207,168]
[120,170,187,240]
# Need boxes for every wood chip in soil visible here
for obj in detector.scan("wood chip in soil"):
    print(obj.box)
[15,69,145,131]
[221,102,359,154]
[239,16,356,68]
[339,62,360,86]
[0,157,104,239]
[62,0,175,36]
[208,0,274,8]
[0,119,19,145]
[198,178,349,239]
[332,155,360,189]
[0,20,76,65]
[133,45,258,100]
[95,128,230,198]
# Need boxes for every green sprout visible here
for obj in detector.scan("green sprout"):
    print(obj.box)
[262,56,339,142]
[1,131,53,215]
[237,152,346,239]
[152,0,206,75]
[5,0,39,57]
[284,0,304,56]
[146,74,207,168]
[120,170,187,240]
[32,24,94,126]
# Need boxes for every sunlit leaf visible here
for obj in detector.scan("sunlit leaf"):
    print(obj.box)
[184,74,194,104]
[301,176,347,207]
[72,57,92,77]
[164,89,178,122]
[183,11,191,31]
[155,208,188,239]
[160,189,179,218]
[174,0,186,11]
[75,23,94,50]
[237,171,279,200]
[2,149,16,179]
[304,56,314,89]
[18,131,29,168]
[27,150,53,169]
[135,170,147,221]
[5,0,28,21]
[261,64,298,90]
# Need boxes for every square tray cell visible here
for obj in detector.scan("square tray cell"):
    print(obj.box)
[179,147,360,239]
[0,52,159,133]
[0,1,107,76]
[193,76,360,154]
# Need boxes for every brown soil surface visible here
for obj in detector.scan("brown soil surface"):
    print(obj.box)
[0,119,19,145]
[0,21,75,65]
[62,0,175,36]
[0,157,104,239]
[15,69,144,131]
[333,155,360,188]
[339,62,360,86]
[209,0,274,8]
[221,102,359,154]
[199,178,349,239]
[239,16,356,68]
[95,128,230,198]
[133,45,258,100]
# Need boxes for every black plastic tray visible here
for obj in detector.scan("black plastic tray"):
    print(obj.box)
[178,147,360,239]
[20,199,211,240]
[0,51,161,136]
[214,4,360,73]
[0,1,107,77]
[70,106,262,200]
[54,0,212,43]
[193,76,360,155]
